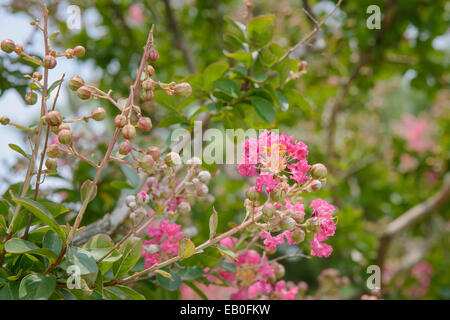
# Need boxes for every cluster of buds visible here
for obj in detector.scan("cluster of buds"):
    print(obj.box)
[125,191,150,221]
[63,45,85,59]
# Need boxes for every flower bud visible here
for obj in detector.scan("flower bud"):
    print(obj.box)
[73,45,86,58]
[1,39,15,53]
[147,47,159,62]
[25,91,37,105]
[174,82,192,97]
[146,146,161,159]
[65,48,74,58]
[91,107,106,121]
[137,116,152,132]
[305,217,321,232]
[146,176,158,189]
[32,72,42,81]
[270,189,286,203]
[0,116,10,125]
[14,44,23,54]
[118,141,132,155]
[45,110,63,127]
[140,154,154,170]
[280,216,296,230]
[269,215,281,232]
[291,228,305,243]
[141,79,153,91]
[135,191,149,205]
[311,163,327,179]
[76,86,91,100]
[114,114,127,128]
[165,152,181,167]
[46,144,60,158]
[262,203,276,219]
[68,76,84,91]
[57,123,70,133]
[245,186,259,201]
[178,202,191,215]
[146,65,155,76]
[273,262,285,279]
[309,179,322,192]
[58,129,72,145]
[196,183,209,197]
[122,124,136,140]
[45,158,58,171]
[198,171,211,184]
[141,89,154,101]
[43,55,57,69]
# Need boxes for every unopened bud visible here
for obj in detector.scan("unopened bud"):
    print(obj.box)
[273,262,285,279]
[262,203,276,219]
[118,141,132,155]
[309,179,322,192]
[146,146,161,159]
[25,91,37,105]
[57,123,70,133]
[45,111,63,127]
[76,86,91,100]
[43,55,57,69]
[91,107,106,121]
[73,45,86,58]
[165,152,181,167]
[68,76,85,91]
[270,189,286,203]
[1,39,15,53]
[305,217,321,232]
[135,191,149,205]
[141,79,153,91]
[114,114,127,128]
[122,124,136,140]
[58,129,72,145]
[178,202,191,215]
[141,89,154,101]
[137,116,152,132]
[0,116,10,125]
[196,183,209,197]
[311,163,327,179]
[146,65,155,76]
[14,44,23,54]
[46,144,60,158]
[65,48,74,59]
[198,171,211,184]
[140,154,154,170]
[245,186,259,201]
[280,216,296,230]
[32,72,42,81]
[45,158,58,171]
[291,228,305,243]
[147,47,159,62]
[174,82,192,97]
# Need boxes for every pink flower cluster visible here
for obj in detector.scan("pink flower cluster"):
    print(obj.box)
[142,220,184,268]
[238,130,311,192]
[395,114,435,154]
[309,199,336,258]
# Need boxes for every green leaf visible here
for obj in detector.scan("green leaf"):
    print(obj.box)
[47,80,62,97]
[105,285,145,300]
[42,230,63,254]
[37,200,69,218]
[177,266,204,280]
[216,246,238,261]
[84,233,114,249]
[277,92,289,111]
[80,180,97,203]
[66,246,98,275]
[8,144,30,160]
[156,270,182,291]
[218,261,237,272]
[209,207,219,240]
[184,281,208,300]
[213,79,240,99]
[179,237,196,259]
[154,269,173,280]
[247,15,275,49]
[203,61,229,91]
[110,181,133,190]
[19,273,56,300]
[249,96,275,123]
[112,236,142,279]
[12,197,65,241]
[224,52,253,68]
[158,114,188,128]
[121,166,140,188]
[4,238,58,262]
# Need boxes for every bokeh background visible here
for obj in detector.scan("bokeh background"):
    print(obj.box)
[0,0,449,299]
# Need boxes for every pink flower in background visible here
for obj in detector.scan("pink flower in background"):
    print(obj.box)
[395,114,435,153]
[274,280,298,300]
[127,4,144,25]
[220,237,238,249]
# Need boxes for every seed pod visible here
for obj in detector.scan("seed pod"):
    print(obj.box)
[45,158,58,171]
[146,146,161,159]
[118,141,132,155]
[65,48,74,59]
[32,72,42,81]
[46,144,60,158]
[114,114,127,128]
[14,44,23,54]
[198,171,211,184]
[25,91,37,105]
[76,86,91,100]
[58,129,72,145]
[68,76,85,91]
[165,152,181,167]
[0,117,10,125]
[73,45,86,58]
[137,116,152,132]
[310,163,327,179]
[1,39,15,53]
[122,124,136,140]
[91,107,106,121]
[173,82,192,97]
[43,55,57,69]
[147,47,159,62]
[45,111,63,127]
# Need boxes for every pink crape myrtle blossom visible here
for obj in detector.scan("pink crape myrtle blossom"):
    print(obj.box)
[395,114,435,154]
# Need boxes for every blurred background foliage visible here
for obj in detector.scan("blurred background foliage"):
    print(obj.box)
[1,0,449,299]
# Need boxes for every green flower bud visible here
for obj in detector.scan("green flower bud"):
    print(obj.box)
[245,186,259,201]
[46,144,60,158]
[68,76,85,91]
[141,89,154,101]
[174,82,192,97]
[45,158,58,171]
[137,116,152,132]
[114,115,127,128]
[32,72,42,81]
[1,39,15,53]
[45,111,63,127]
[122,124,136,140]
[309,179,322,191]
[291,228,305,243]
[25,91,38,105]
[0,116,10,125]
[73,45,86,58]
[140,154,155,170]
[280,216,296,230]
[178,201,191,215]
[146,146,161,159]
[118,141,132,155]
[311,163,327,179]
[141,79,153,91]
[43,55,57,69]
[76,86,91,100]
[58,129,72,145]
[147,47,159,62]
[65,48,74,59]
[305,217,321,232]
[91,107,106,121]
[146,65,155,77]
[14,44,23,54]
[165,152,181,167]
[262,202,276,219]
